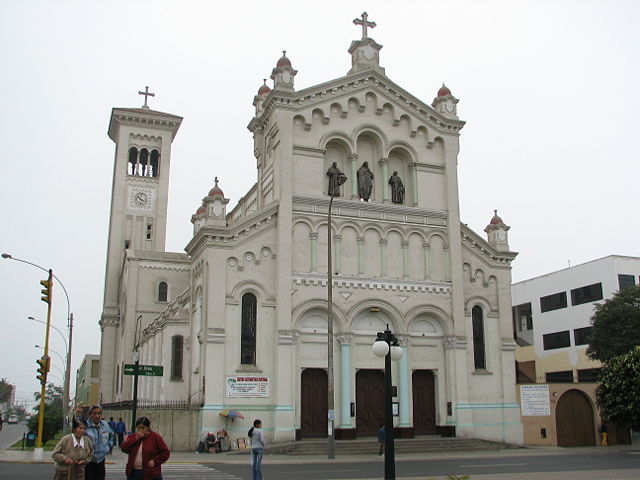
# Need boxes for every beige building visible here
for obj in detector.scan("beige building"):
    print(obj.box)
[75,354,101,409]
[99,14,523,448]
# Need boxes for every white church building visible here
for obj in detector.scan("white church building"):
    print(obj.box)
[99,14,523,446]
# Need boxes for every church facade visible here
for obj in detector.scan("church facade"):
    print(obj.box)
[99,15,523,446]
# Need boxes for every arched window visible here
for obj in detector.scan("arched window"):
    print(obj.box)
[158,282,168,302]
[150,149,160,177]
[241,293,257,365]
[472,306,486,370]
[171,335,183,380]
[128,147,138,175]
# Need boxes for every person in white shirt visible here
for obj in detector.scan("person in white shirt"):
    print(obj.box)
[248,419,265,480]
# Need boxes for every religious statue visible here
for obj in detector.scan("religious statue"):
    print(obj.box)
[357,161,374,201]
[388,171,405,204]
[326,162,344,196]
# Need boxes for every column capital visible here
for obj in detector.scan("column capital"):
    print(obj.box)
[396,335,410,347]
[309,232,319,240]
[357,236,365,244]
[423,242,430,248]
[348,153,359,161]
[334,233,342,241]
[378,157,389,166]
[379,239,387,245]
[442,336,456,350]
[336,334,353,345]
[401,241,409,248]
[408,162,418,170]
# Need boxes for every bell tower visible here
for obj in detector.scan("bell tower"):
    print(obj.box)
[99,88,182,401]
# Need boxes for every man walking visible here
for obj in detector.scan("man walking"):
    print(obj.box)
[84,405,115,480]
[115,417,127,446]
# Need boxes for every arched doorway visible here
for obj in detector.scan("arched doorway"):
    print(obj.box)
[556,389,596,446]
[356,369,384,435]
[300,368,327,438]
[412,370,436,434]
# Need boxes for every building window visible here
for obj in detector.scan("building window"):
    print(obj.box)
[241,293,257,365]
[91,360,100,378]
[512,302,533,332]
[545,370,574,383]
[618,274,636,291]
[543,330,571,350]
[574,326,593,346]
[472,305,486,370]
[577,368,601,382]
[171,335,183,380]
[146,224,153,240]
[158,282,168,302]
[540,291,567,313]
[570,282,603,306]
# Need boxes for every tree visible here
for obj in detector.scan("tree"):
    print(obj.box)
[587,285,640,363]
[28,383,64,443]
[596,346,640,430]
[0,378,15,404]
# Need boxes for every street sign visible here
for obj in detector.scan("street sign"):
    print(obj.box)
[124,364,164,377]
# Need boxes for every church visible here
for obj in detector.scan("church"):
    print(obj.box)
[99,13,523,447]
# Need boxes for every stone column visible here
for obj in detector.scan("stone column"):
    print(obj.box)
[423,242,431,280]
[398,336,410,428]
[379,158,389,203]
[334,233,342,274]
[379,238,387,277]
[444,245,451,282]
[442,336,457,431]
[349,153,359,199]
[409,162,418,205]
[357,236,365,275]
[402,241,409,279]
[310,232,318,272]
[337,335,353,429]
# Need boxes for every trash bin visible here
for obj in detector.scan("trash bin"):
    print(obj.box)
[26,431,36,447]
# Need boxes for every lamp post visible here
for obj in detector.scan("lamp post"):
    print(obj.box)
[327,171,347,459]
[372,324,403,480]
[131,315,143,428]
[2,253,74,434]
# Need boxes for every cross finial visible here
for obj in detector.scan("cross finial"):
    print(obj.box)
[214,176,219,186]
[138,86,155,109]
[353,12,376,39]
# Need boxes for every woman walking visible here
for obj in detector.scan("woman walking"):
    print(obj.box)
[121,417,170,480]
[248,419,265,480]
[52,420,94,480]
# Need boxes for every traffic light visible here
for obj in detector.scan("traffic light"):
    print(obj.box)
[36,356,49,385]
[40,278,51,304]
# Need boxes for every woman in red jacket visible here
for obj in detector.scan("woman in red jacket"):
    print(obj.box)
[121,417,170,480]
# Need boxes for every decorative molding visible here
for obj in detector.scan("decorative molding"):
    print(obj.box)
[292,273,451,294]
[336,334,353,345]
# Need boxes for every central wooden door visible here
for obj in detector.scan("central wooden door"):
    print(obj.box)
[356,369,385,436]
[556,389,596,446]
[300,368,327,438]
[412,370,436,434]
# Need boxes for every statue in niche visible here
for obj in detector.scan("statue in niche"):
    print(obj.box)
[357,161,374,201]
[388,171,405,204]
[326,162,344,196]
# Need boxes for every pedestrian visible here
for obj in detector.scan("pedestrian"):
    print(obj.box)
[377,425,385,455]
[116,418,127,446]
[121,416,170,480]
[84,405,115,480]
[248,419,265,480]
[52,419,94,480]
[600,422,608,446]
[108,417,116,454]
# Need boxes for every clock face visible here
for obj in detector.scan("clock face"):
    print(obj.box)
[134,192,148,206]
[128,187,154,211]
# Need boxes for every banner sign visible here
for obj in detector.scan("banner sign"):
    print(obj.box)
[226,376,270,398]
[520,384,550,416]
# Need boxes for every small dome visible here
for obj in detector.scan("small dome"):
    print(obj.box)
[257,79,271,96]
[489,209,504,225]
[196,205,206,215]
[208,177,224,197]
[277,50,291,68]
[437,83,452,97]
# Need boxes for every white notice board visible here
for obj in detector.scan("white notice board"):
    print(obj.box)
[226,376,270,398]
[520,384,550,416]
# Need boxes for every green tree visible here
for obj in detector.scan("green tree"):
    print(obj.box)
[28,383,64,443]
[587,285,640,362]
[596,346,640,430]
[0,378,15,404]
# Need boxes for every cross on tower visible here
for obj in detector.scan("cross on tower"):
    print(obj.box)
[138,86,155,109]
[353,12,376,39]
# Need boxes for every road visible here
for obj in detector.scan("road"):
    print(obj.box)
[0,449,638,479]
[0,422,27,451]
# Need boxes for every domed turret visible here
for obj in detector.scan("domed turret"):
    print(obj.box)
[271,50,297,92]
[484,210,511,252]
[432,82,459,120]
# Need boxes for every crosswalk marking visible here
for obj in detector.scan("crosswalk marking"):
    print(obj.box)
[105,462,243,479]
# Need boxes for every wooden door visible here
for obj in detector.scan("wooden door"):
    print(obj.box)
[355,369,385,436]
[412,370,436,434]
[300,369,327,438]
[556,389,596,446]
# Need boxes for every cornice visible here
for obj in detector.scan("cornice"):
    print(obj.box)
[108,108,183,142]
[460,223,518,266]
[292,273,452,294]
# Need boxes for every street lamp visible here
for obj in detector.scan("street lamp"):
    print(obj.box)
[327,171,347,460]
[35,345,66,371]
[2,253,74,434]
[30,317,68,356]
[372,324,403,480]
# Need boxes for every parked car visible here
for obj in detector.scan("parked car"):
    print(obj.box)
[8,415,18,424]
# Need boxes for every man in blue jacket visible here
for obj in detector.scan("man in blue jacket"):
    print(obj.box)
[85,405,115,480]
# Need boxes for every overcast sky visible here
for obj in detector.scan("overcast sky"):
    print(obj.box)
[1,0,638,408]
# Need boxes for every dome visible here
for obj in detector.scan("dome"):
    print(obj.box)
[208,177,224,197]
[489,209,504,225]
[257,79,271,96]
[437,83,452,97]
[196,205,206,215]
[276,50,291,68]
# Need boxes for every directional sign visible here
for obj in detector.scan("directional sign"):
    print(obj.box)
[124,364,164,377]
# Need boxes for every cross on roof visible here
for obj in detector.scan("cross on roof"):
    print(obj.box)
[353,12,376,39]
[138,86,155,109]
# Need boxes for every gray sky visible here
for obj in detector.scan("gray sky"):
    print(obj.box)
[1,0,638,408]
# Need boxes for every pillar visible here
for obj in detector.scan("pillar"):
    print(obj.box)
[379,157,389,203]
[349,153,359,200]
[310,232,318,272]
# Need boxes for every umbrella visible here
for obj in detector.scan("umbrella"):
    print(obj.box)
[219,409,245,420]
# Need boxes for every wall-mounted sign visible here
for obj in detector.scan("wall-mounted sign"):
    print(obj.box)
[226,376,270,398]
[520,384,550,416]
